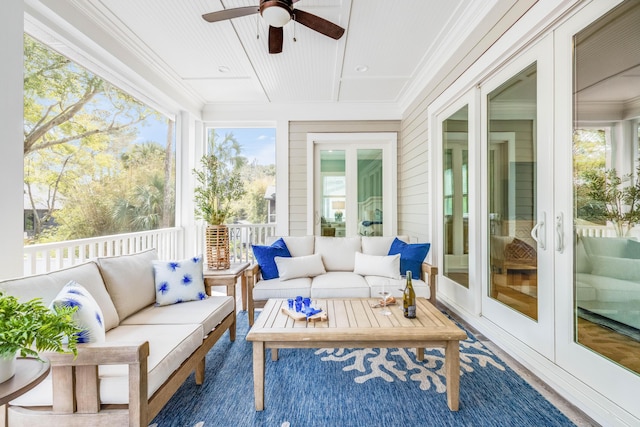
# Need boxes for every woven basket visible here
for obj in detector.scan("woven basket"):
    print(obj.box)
[205,225,230,270]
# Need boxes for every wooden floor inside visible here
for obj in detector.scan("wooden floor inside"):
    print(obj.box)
[491,271,640,375]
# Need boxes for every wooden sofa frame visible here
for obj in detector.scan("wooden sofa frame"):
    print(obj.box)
[4,310,236,427]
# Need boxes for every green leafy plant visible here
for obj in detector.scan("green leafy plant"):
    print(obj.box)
[583,161,640,236]
[0,292,82,360]
[193,154,246,225]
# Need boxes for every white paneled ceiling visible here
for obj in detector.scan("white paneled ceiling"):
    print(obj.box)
[28,0,514,113]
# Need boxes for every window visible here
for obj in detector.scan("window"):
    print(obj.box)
[205,127,276,225]
[23,34,175,243]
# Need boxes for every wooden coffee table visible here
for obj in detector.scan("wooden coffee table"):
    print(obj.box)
[246,297,468,411]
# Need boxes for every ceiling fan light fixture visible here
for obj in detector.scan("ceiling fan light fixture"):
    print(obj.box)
[261,3,291,28]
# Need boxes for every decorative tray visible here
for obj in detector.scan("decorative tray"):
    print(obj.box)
[281,307,328,322]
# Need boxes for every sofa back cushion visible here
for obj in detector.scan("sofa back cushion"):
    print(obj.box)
[315,236,361,271]
[282,236,315,257]
[361,236,408,255]
[96,249,158,321]
[581,236,635,258]
[0,262,120,331]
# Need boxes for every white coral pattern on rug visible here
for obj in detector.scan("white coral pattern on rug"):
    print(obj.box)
[315,339,505,393]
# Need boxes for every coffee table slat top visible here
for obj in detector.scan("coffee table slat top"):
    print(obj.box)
[247,298,467,342]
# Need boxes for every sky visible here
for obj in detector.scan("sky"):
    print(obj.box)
[214,127,276,166]
[135,120,276,166]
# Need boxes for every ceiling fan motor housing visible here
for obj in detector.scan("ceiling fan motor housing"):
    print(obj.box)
[260,0,293,27]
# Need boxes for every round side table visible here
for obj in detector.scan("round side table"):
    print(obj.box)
[0,357,50,406]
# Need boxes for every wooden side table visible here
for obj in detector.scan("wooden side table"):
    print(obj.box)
[0,357,50,406]
[203,262,250,311]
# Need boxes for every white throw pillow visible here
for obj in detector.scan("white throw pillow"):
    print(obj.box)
[50,280,105,344]
[275,254,326,281]
[153,256,207,306]
[353,252,401,279]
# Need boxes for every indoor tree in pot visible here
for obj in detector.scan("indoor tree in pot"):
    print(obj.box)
[193,153,246,269]
[0,292,81,382]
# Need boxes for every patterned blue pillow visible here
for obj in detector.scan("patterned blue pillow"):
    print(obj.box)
[251,238,291,280]
[153,256,207,306]
[387,238,431,279]
[50,281,105,344]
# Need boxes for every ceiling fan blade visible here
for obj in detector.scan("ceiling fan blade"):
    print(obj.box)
[292,9,345,40]
[269,26,284,54]
[202,6,259,23]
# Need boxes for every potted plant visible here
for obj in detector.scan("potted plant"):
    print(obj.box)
[193,153,246,269]
[583,161,640,237]
[0,292,81,382]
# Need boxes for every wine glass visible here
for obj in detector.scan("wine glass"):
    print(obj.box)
[379,279,392,316]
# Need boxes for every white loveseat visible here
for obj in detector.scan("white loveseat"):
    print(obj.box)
[0,249,236,427]
[576,235,640,330]
[246,236,436,325]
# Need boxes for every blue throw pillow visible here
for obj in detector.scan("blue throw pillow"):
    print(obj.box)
[252,238,291,280]
[387,238,431,279]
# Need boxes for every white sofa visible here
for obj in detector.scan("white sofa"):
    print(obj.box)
[246,236,436,326]
[0,249,236,427]
[576,235,640,330]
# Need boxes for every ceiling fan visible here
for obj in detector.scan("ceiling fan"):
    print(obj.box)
[202,0,345,54]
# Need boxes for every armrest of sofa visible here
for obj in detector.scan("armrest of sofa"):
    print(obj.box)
[421,262,438,305]
[43,341,150,425]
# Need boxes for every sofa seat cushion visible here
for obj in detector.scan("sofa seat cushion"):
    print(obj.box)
[575,273,640,303]
[310,272,370,299]
[253,277,312,300]
[120,296,235,337]
[365,275,430,300]
[0,262,120,331]
[11,324,202,407]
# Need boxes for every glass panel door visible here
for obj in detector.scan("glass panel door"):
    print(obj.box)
[481,34,555,359]
[487,62,539,320]
[357,149,383,236]
[310,133,397,237]
[443,105,470,287]
[572,0,640,375]
[319,150,346,236]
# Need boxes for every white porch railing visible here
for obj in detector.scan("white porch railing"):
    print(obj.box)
[194,223,277,264]
[575,224,614,238]
[23,223,277,275]
[23,228,183,275]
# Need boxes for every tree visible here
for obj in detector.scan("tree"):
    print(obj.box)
[23,34,175,241]
[23,35,149,156]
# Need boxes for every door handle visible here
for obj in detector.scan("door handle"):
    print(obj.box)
[556,212,564,253]
[531,212,546,250]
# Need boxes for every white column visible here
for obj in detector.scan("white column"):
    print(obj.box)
[0,3,25,279]
[178,111,204,257]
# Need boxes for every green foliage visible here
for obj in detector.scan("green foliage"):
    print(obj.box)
[582,162,640,236]
[193,154,246,225]
[23,34,175,242]
[0,292,81,360]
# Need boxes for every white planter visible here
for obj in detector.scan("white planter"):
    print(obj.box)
[0,353,17,383]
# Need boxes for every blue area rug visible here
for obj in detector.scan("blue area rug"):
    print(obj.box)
[150,311,575,427]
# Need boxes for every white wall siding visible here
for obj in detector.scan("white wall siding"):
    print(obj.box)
[288,121,401,236]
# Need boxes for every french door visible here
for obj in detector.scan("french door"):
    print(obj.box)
[307,133,397,237]
[480,34,555,359]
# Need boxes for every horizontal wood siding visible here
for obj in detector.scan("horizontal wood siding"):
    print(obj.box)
[288,121,401,236]
[399,105,431,243]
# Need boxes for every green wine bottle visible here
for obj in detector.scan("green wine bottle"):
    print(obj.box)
[403,270,416,318]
